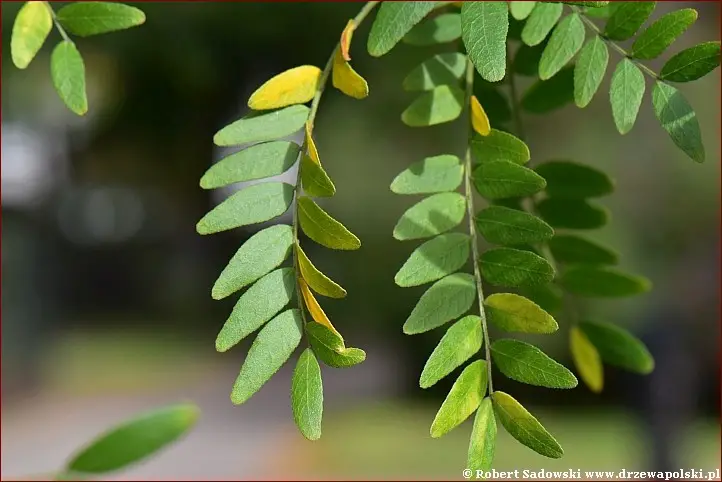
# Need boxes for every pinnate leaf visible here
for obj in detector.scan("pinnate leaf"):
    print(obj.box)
[548,234,618,265]
[395,233,470,288]
[660,41,720,83]
[248,66,321,111]
[471,130,530,165]
[652,81,705,163]
[521,2,563,47]
[522,66,575,114]
[430,361,487,438]
[56,2,145,37]
[579,320,654,374]
[291,348,323,441]
[467,398,496,473]
[51,41,88,116]
[296,244,346,298]
[479,247,555,288]
[200,141,300,189]
[510,1,536,21]
[473,160,546,200]
[574,36,609,108]
[561,266,651,297]
[535,160,614,198]
[475,206,554,246]
[537,198,609,229]
[539,13,585,80]
[492,391,563,458]
[402,85,465,127]
[604,2,656,41]
[404,13,461,46]
[461,1,509,82]
[485,293,558,334]
[213,105,309,147]
[570,325,603,393]
[393,193,466,241]
[298,196,360,250]
[403,273,476,334]
[631,9,697,60]
[610,59,645,135]
[420,315,482,388]
[491,339,577,388]
[391,155,463,195]
[11,1,52,69]
[367,2,437,57]
[403,53,467,92]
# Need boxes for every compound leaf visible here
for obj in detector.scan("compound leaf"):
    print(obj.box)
[213,105,310,146]
[403,273,476,334]
[652,81,705,163]
[492,391,563,458]
[522,65,575,114]
[56,2,145,37]
[291,348,323,441]
[367,1,437,57]
[535,160,614,198]
[402,85,465,127]
[430,360,487,438]
[298,196,361,250]
[476,205,554,246]
[561,266,652,297]
[574,36,609,108]
[548,234,618,265]
[461,1,509,82]
[467,397,496,473]
[11,1,52,69]
[604,2,656,41]
[296,244,346,298]
[404,13,461,46]
[248,65,321,111]
[200,141,300,189]
[420,315,482,388]
[521,2,563,47]
[539,13,585,80]
[50,41,88,116]
[479,247,555,288]
[579,320,655,374]
[473,160,547,200]
[570,325,604,393]
[393,193,466,241]
[610,59,645,135]
[491,339,578,389]
[395,233,470,288]
[537,198,609,229]
[470,130,530,165]
[485,293,558,334]
[660,41,720,83]
[391,155,463,195]
[631,8,697,60]
[403,52,467,92]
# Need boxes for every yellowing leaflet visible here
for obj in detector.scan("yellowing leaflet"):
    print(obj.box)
[299,278,342,337]
[471,95,491,136]
[248,65,321,110]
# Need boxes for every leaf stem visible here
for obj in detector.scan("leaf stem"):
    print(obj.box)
[44,1,72,44]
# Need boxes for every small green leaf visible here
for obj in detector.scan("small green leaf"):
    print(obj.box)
[652,81,705,163]
[473,160,546,200]
[200,141,300,189]
[604,2,656,41]
[492,339,577,388]
[522,65,575,114]
[470,130,530,165]
[404,13,461,46]
[492,391,563,458]
[467,397,496,473]
[367,1,438,57]
[548,234,618,265]
[583,3,619,18]
[660,41,720,83]
[420,315,482,388]
[11,1,52,69]
[393,193,466,241]
[485,293,558,334]
[306,321,345,353]
[298,196,361,250]
[301,153,336,197]
[475,205,554,246]
[291,348,323,441]
[196,182,294,235]
[539,13,585,80]
[513,40,548,77]
[310,341,366,368]
[57,2,145,37]
[403,273,476,335]
[610,59,645,135]
[535,160,614,198]
[561,266,652,297]
[537,198,609,229]
[402,85,465,127]
[231,309,303,405]
[211,224,293,300]
[479,247,555,288]
[579,320,655,374]
[430,360,487,438]
[391,155,463,195]
[510,1,536,21]
[521,2,563,47]
[519,283,564,314]
[461,1,509,82]
[50,41,88,116]
[215,268,295,352]
[213,105,310,147]
[297,244,346,299]
[66,403,199,474]
[395,233,470,287]
[574,36,609,108]
[631,9,697,60]
[403,53,467,92]
[570,325,604,393]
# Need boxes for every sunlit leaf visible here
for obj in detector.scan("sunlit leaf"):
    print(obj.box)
[492,391,563,458]
[521,2,563,47]
[560,266,651,297]
[420,315,482,388]
[475,205,554,246]
[56,2,145,37]
[332,49,369,99]
[548,234,618,265]
[299,278,342,339]
[403,273,476,334]
[393,193,466,241]
[470,130,530,165]
[631,9,697,60]
[570,325,603,393]
[430,361,487,438]
[521,65,574,114]
[660,41,720,83]
[652,81,705,163]
[50,41,88,116]
[539,13,585,80]
[485,293,558,334]
[402,85,465,127]
[200,141,300,189]
[479,247,555,288]
[467,397,496,473]
[11,1,52,69]
[604,2,656,41]
[473,160,546,200]
[391,155,464,195]
[470,95,491,136]
[291,348,323,441]
[537,198,609,229]
[461,1,509,82]
[574,36,609,108]
[404,13,461,46]
[298,196,361,250]
[247,65,321,110]
[403,53,467,92]
[395,233,470,288]
[296,243,346,299]
[535,160,614,198]
[579,320,654,374]
[609,59,645,135]
[510,1,536,21]
[367,1,437,57]
[214,105,310,146]
[492,339,577,388]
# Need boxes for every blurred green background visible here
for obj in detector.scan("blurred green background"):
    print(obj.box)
[1,2,719,480]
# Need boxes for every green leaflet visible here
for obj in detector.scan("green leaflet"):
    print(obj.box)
[461,1,509,82]
[584,3,619,18]
[604,2,656,41]
[574,36,609,108]
[291,348,323,441]
[510,1,536,21]
[197,182,294,235]
[403,273,477,334]
[521,2,563,47]
[467,398,496,473]
[472,160,547,200]
[393,192,466,241]
[513,40,548,77]
[539,13,585,81]
[476,206,554,246]
[570,325,604,393]
[430,360,487,438]
[391,155,464,195]
[522,66,575,114]
[56,2,145,37]
[660,41,720,83]
[537,198,609,229]
[213,105,310,146]
[520,284,564,314]
[485,293,558,334]
[420,315,482,388]
[560,266,652,297]
[296,243,346,299]
[549,234,618,265]
[402,85,465,127]
[231,309,303,405]
[367,1,437,57]
[403,13,461,46]
[395,233,471,287]
[579,320,655,374]
[492,391,563,459]
[631,9,697,60]
[310,340,366,368]
[11,1,52,69]
[306,321,345,352]
[298,196,361,250]
[211,224,293,300]
[301,153,336,197]
[50,41,88,116]
[403,53,467,92]
[200,141,300,189]
[610,59,645,135]
[215,268,295,352]
[652,81,705,163]
[66,404,199,474]
[535,160,614,198]
[491,339,578,389]
[479,247,555,288]
[470,130,530,165]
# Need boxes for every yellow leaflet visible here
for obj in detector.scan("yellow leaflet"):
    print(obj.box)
[340,20,355,61]
[248,65,321,110]
[304,122,320,164]
[332,49,369,99]
[570,326,603,393]
[299,278,342,338]
[470,95,491,136]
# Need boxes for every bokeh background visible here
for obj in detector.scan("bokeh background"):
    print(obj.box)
[2,2,720,480]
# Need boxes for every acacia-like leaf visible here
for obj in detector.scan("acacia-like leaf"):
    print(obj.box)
[230,309,303,405]
[539,13,585,80]
[11,1,52,69]
[213,105,310,146]
[579,320,654,374]
[570,325,603,393]
[403,273,476,334]
[291,348,323,441]
[548,234,618,265]
[248,66,321,111]
[652,81,705,163]
[561,266,651,297]
[298,196,361,250]
[56,2,145,37]
[492,391,563,458]
[404,13,461,46]
[306,321,345,353]
[510,1,536,21]
[473,160,546,200]
[476,206,554,246]
[660,41,720,83]
[604,2,656,41]
[403,53,467,92]
[479,247,555,288]
[200,141,300,189]
[430,360,487,438]
[51,41,88,116]
[402,85,465,127]
[537,198,609,229]
[391,155,463,195]
[395,233,470,288]
[522,66,575,114]
[491,339,578,388]
[301,154,336,197]
[574,36,609,108]
[461,1,509,82]
[470,130,530,165]
[296,244,346,298]
[535,160,614,198]
[485,293,558,334]
[310,340,366,368]
[393,192,466,241]
[420,315,482,388]
[610,59,645,135]
[631,9,697,60]
[367,1,437,57]
[332,49,369,100]
[521,2,563,47]
[467,397,496,473]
